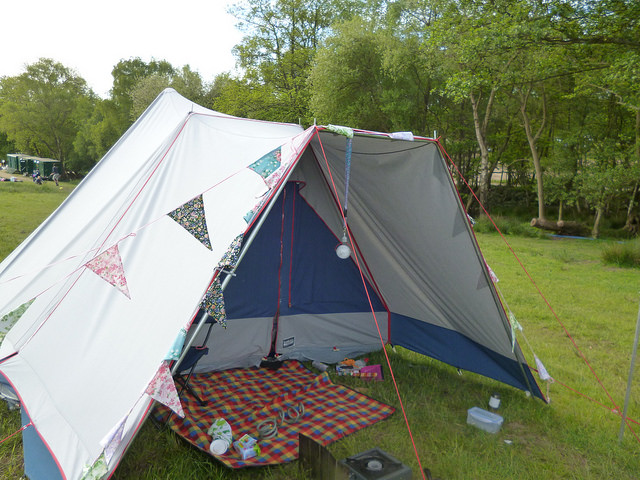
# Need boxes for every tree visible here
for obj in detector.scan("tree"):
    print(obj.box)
[130,65,208,120]
[0,131,15,161]
[74,60,208,173]
[309,5,449,135]
[72,98,122,172]
[309,18,391,131]
[414,0,529,212]
[0,58,94,169]
[225,0,369,122]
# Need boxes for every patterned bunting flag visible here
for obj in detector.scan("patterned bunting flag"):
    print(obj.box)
[535,355,552,382]
[165,327,187,361]
[218,234,244,269]
[100,416,127,464]
[244,196,267,224]
[85,245,131,299]
[508,311,522,352]
[200,278,227,328]
[145,361,184,418]
[485,261,499,283]
[80,453,108,480]
[265,164,289,189]
[326,124,354,138]
[248,147,282,182]
[0,298,35,345]
[168,195,212,250]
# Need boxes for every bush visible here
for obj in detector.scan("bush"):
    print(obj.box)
[601,239,640,268]
[472,215,541,237]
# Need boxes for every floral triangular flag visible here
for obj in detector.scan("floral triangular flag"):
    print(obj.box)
[200,278,227,328]
[248,147,282,182]
[0,298,35,345]
[81,453,108,480]
[535,355,552,382]
[100,416,127,464]
[485,261,499,283]
[145,361,184,418]
[508,311,522,352]
[265,165,288,189]
[85,245,131,299]
[217,234,244,270]
[167,195,212,250]
[244,195,268,224]
[165,327,187,361]
[326,124,354,138]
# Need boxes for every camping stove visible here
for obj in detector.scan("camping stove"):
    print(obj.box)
[339,448,412,480]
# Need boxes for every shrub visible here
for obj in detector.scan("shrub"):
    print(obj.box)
[472,215,541,237]
[601,239,640,268]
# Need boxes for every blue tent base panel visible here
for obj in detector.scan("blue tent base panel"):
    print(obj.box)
[390,313,545,400]
[20,409,64,480]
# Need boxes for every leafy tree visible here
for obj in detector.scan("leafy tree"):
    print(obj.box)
[74,60,208,172]
[309,7,448,135]
[72,98,122,172]
[130,65,208,120]
[130,75,172,121]
[224,0,371,122]
[0,131,15,162]
[211,76,284,120]
[0,58,94,169]
[309,18,391,131]
[171,65,208,105]
[110,58,175,122]
[406,0,532,212]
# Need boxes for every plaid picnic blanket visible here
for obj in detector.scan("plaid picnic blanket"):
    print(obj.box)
[153,360,394,468]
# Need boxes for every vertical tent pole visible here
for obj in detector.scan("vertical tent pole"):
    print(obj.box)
[619,297,640,442]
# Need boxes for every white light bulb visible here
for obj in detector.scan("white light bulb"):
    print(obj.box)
[335,235,351,259]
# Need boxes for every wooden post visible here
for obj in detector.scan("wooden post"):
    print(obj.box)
[619,298,640,442]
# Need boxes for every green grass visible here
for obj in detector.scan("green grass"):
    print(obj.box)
[0,180,74,260]
[2,183,640,479]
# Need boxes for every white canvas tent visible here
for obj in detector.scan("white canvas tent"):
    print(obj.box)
[0,89,541,479]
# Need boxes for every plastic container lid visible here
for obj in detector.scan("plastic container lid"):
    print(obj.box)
[209,438,230,455]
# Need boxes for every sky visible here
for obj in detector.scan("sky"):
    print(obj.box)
[3,0,243,98]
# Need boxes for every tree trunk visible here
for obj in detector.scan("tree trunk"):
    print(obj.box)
[627,181,638,219]
[558,200,564,223]
[592,205,604,239]
[530,217,588,236]
[519,84,547,221]
[470,88,497,214]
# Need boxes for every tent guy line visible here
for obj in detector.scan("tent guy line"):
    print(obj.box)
[316,130,427,477]
[442,144,640,441]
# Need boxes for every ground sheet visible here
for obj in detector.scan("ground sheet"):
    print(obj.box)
[153,360,394,468]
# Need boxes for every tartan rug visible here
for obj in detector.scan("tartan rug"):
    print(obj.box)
[153,360,395,468]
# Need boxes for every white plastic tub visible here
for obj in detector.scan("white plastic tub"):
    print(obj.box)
[467,407,504,433]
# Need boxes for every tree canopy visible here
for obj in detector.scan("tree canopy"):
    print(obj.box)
[0,58,94,168]
[0,0,638,237]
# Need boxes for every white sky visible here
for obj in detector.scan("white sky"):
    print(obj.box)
[2,0,243,98]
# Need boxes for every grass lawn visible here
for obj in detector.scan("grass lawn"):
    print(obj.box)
[1,183,639,479]
[0,178,74,260]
